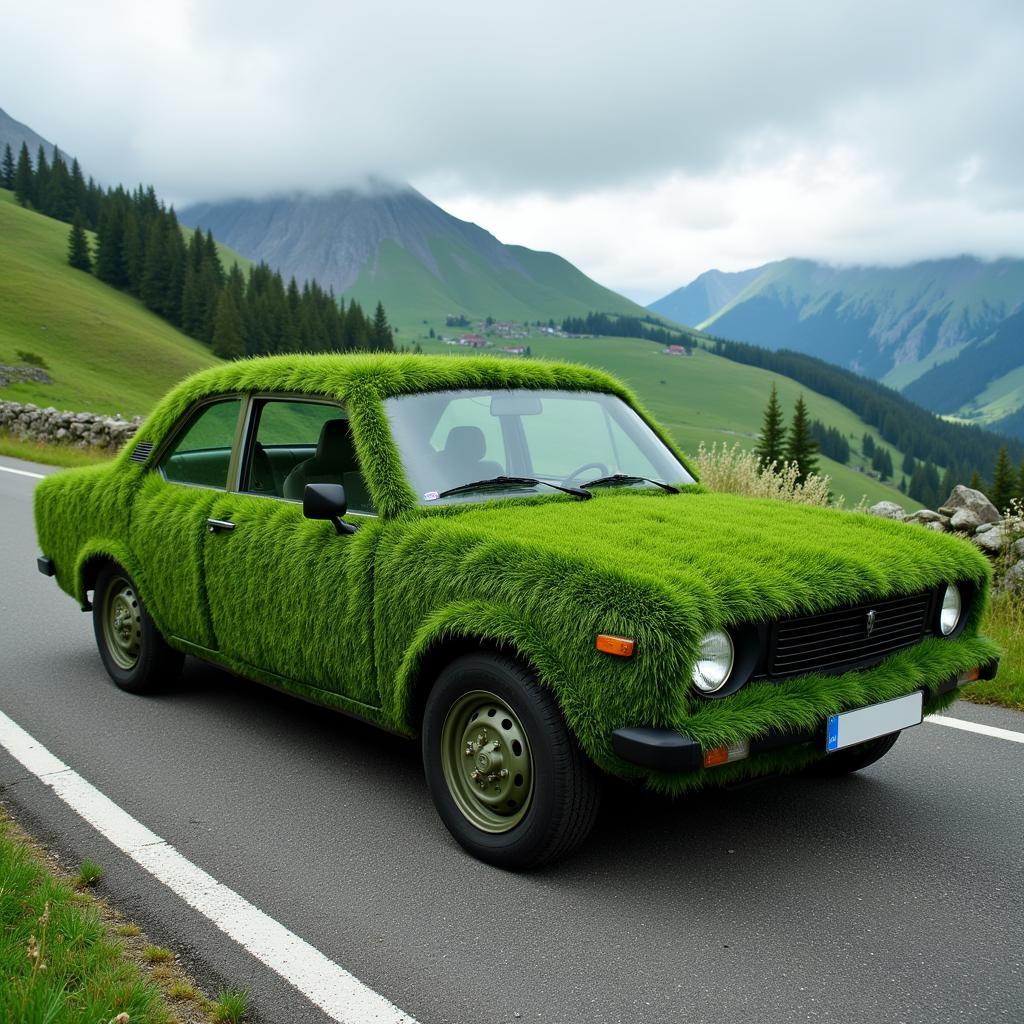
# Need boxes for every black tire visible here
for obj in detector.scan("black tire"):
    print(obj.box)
[803,731,901,778]
[92,563,184,694]
[422,653,601,870]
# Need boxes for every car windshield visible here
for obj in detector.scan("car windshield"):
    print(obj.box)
[383,388,694,505]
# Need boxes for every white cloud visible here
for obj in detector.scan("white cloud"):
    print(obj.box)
[2,0,1023,298]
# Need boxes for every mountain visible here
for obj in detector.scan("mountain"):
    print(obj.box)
[180,184,649,326]
[0,106,63,163]
[648,266,761,326]
[649,256,1024,435]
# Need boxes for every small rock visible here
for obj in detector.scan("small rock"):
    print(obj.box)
[868,501,907,521]
[976,523,995,535]
[1001,560,1024,592]
[950,507,986,532]
[975,525,1009,553]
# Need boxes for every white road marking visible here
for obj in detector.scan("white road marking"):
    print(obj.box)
[0,709,417,1024]
[927,715,1024,744]
[0,464,45,479]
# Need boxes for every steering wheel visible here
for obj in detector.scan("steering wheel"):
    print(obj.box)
[562,462,609,487]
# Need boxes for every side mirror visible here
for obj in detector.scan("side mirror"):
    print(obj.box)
[303,483,356,535]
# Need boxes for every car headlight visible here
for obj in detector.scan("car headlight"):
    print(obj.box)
[692,629,735,693]
[940,584,962,636]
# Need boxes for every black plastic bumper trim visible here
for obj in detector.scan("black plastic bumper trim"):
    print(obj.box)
[37,555,55,577]
[611,727,704,771]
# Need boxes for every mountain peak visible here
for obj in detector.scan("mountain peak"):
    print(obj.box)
[180,186,645,325]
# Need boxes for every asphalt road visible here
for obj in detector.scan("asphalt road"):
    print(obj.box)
[1,454,1023,1024]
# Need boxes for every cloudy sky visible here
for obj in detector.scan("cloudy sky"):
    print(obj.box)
[3,0,1023,301]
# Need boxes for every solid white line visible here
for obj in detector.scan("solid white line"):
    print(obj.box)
[0,464,45,479]
[927,714,1024,744]
[0,708,417,1024]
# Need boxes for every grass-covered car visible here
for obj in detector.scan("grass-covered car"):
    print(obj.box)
[34,354,999,868]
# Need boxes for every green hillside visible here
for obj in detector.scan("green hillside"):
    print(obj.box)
[348,237,648,329]
[0,189,218,416]
[411,332,921,508]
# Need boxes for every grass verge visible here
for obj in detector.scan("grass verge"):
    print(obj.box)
[0,806,245,1023]
[0,431,114,468]
[963,594,1024,710]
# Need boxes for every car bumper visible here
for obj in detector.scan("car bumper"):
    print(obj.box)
[611,659,1000,773]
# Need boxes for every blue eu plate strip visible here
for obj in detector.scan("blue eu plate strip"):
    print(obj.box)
[826,715,840,752]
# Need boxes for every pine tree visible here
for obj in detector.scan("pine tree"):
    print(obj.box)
[783,394,819,484]
[990,446,1015,512]
[754,384,786,467]
[1,143,14,189]
[862,433,876,458]
[902,450,916,476]
[33,145,50,211]
[969,469,984,492]
[13,143,32,206]
[369,301,394,351]
[211,287,245,359]
[67,210,92,271]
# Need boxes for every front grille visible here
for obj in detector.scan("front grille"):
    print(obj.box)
[768,591,932,678]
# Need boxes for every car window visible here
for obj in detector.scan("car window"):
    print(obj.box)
[241,399,376,514]
[384,389,692,504]
[521,396,666,481]
[429,395,506,472]
[159,399,242,490]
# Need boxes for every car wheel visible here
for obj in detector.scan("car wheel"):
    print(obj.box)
[92,563,184,694]
[422,653,601,869]
[803,731,901,777]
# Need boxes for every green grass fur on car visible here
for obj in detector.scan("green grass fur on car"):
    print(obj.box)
[34,354,996,792]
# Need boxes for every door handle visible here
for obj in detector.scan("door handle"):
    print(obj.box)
[206,518,236,533]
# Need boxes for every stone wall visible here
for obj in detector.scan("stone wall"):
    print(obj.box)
[0,400,141,452]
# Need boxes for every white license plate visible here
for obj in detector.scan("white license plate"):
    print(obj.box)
[826,691,923,752]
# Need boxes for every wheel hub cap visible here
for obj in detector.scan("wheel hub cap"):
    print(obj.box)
[102,578,142,670]
[441,690,535,833]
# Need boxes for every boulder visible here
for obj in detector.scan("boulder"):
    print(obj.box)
[905,509,950,530]
[868,501,907,521]
[938,486,1001,526]
[950,507,987,533]
[975,524,1010,553]
[1000,560,1024,593]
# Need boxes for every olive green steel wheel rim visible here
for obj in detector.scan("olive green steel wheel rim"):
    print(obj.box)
[440,689,535,834]
[101,575,142,671]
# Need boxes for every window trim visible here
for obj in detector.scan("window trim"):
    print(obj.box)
[235,392,378,518]
[154,394,247,493]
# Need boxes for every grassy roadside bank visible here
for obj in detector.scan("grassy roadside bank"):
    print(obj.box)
[0,807,245,1024]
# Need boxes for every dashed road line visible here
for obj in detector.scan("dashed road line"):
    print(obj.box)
[0,708,417,1024]
[927,714,1024,744]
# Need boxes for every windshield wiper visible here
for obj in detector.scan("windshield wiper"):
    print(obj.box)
[579,473,679,494]
[438,475,592,500]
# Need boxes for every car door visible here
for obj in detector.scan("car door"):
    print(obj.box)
[130,396,245,650]
[201,395,381,707]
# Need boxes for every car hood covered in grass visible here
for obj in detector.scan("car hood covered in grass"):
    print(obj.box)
[418,487,991,629]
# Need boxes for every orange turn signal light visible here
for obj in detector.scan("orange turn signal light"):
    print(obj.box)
[958,667,981,684]
[703,745,730,768]
[596,634,635,657]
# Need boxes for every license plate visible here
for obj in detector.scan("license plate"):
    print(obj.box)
[826,691,923,752]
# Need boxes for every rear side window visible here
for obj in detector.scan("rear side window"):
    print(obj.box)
[159,399,242,490]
